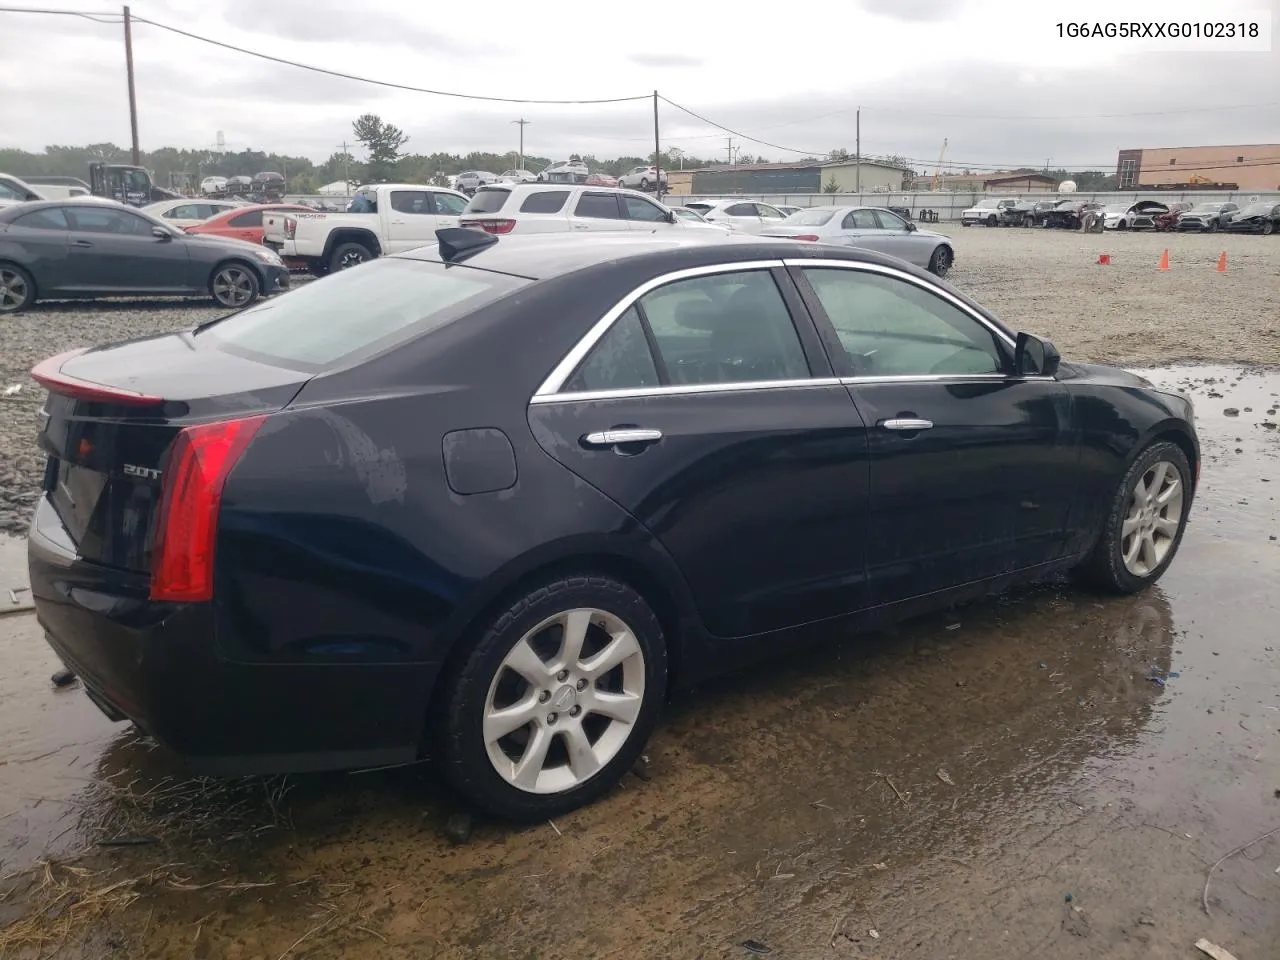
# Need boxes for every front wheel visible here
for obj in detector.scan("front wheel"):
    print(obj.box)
[209,262,260,309]
[438,574,668,821]
[928,244,953,277]
[986,215,997,227]
[1077,441,1192,594]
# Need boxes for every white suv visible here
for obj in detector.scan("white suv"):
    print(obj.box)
[460,183,700,235]
[617,165,668,191]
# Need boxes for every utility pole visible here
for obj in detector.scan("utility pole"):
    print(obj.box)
[725,137,736,165]
[652,92,662,201]
[123,5,140,165]
[512,118,530,169]
[338,142,351,186]
[855,106,861,194]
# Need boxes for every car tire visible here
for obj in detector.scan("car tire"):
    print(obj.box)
[639,178,649,191]
[961,221,970,227]
[330,242,372,273]
[306,260,330,278]
[928,245,953,277]
[0,262,37,314]
[1076,441,1192,594]
[209,262,260,309]
[1207,221,1217,233]
[1264,221,1276,236]
[437,573,668,821]
[986,215,997,227]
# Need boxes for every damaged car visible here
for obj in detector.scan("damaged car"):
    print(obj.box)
[1224,201,1280,235]
[1101,200,1169,231]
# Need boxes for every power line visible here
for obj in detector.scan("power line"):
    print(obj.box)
[129,15,650,105]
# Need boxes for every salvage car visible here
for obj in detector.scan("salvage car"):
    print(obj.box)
[1224,201,1280,235]
[961,198,1019,226]
[26,229,1198,820]
[760,205,955,276]
[1174,201,1239,232]
[1101,199,1168,231]
[0,199,289,313]
[1043,200,1104,230]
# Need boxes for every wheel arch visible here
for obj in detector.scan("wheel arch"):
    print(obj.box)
[425,535,703,719]
[207,256,264,288]
[1144,422,1200,493]
[322,228,382,263]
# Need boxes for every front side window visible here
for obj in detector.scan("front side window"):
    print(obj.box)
[802,267,1004,378]
[622,196,667,222]
[66,207,154,236]
[758,204,787,220]
[432,192,467,215]
[563,270,810,391]
[872,209,907,230]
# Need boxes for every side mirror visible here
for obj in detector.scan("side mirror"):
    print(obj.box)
[1014,332,1060,377]
[664,209,676,224]
[152,226,172,241]
[905,221,917,232]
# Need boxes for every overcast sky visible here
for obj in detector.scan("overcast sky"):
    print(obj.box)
[2,0,1276,170]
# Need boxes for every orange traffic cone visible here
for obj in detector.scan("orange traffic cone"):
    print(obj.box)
[1097,253,1111,265]
[1217,250,1228,272]
[1158,249,1170,270]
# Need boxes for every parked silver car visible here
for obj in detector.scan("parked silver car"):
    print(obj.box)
[761,205,955,276]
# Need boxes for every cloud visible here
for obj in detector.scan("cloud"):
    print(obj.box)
[857,0,965,22]
[211,0,485,54]
[629,53,703,68]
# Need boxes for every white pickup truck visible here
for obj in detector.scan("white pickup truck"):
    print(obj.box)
[262,183,470,275]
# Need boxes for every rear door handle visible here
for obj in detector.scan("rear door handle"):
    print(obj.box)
[880,418,933,431]
[582,428,663,447]
[71,239,93,247]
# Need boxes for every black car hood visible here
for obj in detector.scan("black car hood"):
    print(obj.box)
[1057,361,1153,389]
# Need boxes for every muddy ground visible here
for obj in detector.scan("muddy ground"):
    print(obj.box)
[0,230,1278,959]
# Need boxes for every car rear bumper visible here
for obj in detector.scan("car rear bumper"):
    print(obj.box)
[27,496,427,775]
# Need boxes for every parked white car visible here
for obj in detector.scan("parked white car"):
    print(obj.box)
[262,183,470,275]
[200,176,229,196]
[961,198,1019,226]
[672,206,733,231]
[1101,199,1169,231]
[0,173,46,210]
[497,169,538,184]
[680,199,791,234]
[761,205,955,276]
[617,165,668,191]
[141,198,247,228]
[460,183,697,235]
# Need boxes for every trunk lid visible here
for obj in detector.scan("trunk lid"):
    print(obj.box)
[35,333,309,573]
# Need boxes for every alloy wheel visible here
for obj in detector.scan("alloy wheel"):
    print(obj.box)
[482,607,646,795]
[339,250,367,269]
[212,267,254,307]
[1120,460,1184,577]
[0,268,29,311]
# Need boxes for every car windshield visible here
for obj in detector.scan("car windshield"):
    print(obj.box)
[684,203,713,213]
[199,258,528,371]
[786,209,836,226]
[975,200,999,209]
[1190,204,1221,213]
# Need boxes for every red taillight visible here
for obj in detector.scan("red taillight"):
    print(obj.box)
[473,219,515,235]
[150,415,267,602]
[790,234,820,241]
[31,349,164,406]
[283,216,297,239]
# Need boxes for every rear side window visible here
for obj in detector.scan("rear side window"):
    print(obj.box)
[228,210,264,228]
[13,208,69,230]
[724,203,757,217]
[520,190,569,214]
[199,258,527,371]
[564,308,659,392]
[574,193,623,219]
[465,188,511,214]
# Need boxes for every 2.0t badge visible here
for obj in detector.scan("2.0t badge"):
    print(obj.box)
[123,464,162,480]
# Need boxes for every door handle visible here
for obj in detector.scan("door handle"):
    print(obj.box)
[880,418,933,431]
[582,428,663,447]
[71,239,93,247]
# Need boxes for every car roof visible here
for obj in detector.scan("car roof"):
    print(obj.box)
[396,230,921,282]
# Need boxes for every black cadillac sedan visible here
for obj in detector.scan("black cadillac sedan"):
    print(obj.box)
[0,199,290,314]
[27,229,1198,821]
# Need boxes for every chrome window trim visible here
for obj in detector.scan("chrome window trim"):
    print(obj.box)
[783,258,1017,349]
[532,259,789,397]
[839,374,1056,385]
[530,377,842,405]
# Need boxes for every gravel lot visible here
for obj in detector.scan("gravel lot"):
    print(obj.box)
[2,227,1277,535]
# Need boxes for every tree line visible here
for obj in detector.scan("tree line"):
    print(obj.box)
[0,113,1117,193]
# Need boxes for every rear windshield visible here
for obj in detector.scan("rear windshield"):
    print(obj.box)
[465,188,511,214]
[788,209,835,226]
[198,258,526,371]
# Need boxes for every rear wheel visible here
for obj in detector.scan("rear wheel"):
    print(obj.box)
[1077,441,1192,594]
[928,245,953,277]
[639,178,650,191]
[1264,220,1276,236]
[209,262,260,309]
[0,263,36,314]
[986,214,997,227]
[1207,221,1218,233]
[438,573,667,821]
[330,242,372,273]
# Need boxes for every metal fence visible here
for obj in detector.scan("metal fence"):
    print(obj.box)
[661,191,1280,222]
